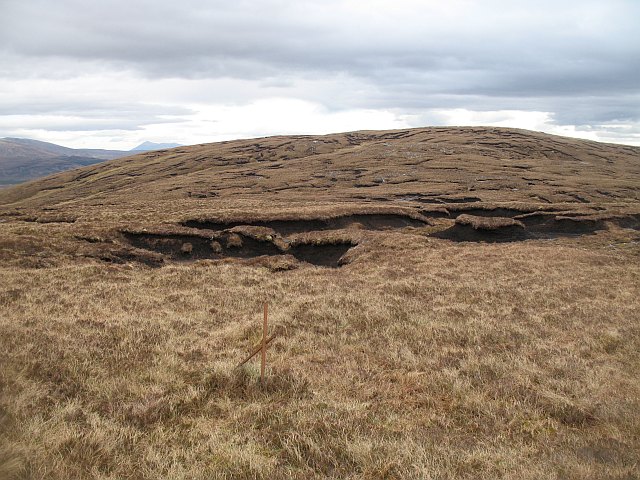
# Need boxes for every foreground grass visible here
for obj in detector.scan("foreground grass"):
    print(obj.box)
[1,237,639,479]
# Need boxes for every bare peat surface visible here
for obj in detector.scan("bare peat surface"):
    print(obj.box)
[398,194,482,204]
[433,215,527,243]
[446,206,545,218]
[183,213,429,235]
[122,231,356,268]
[432,212,640,242]
[288,242,355,267]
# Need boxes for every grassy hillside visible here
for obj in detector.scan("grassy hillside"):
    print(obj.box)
[0,127,639,479]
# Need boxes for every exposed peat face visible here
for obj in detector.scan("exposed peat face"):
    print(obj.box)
[433,215,527,243]
[122,231,356,268]
[182,213,429,236]
[288,242,354,267]
[431,212,639,242]
[119,207,640,262]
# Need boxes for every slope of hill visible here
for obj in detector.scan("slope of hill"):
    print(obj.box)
[1,127,639,479]
[0,137,128,186]
[2,127,639,209]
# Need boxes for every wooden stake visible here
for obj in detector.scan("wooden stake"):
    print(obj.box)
[236,333,277,368]
[261,303,268,383]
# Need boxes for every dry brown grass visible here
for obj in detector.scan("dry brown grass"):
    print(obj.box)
[1,239,639,479]
[455,214,525,230]
[1,127,639,479]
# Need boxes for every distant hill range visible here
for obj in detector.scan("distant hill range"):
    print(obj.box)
[0,138,181,186]
[131,141,182,151]
[0,138,127,186]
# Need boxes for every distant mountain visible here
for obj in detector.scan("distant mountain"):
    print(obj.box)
[0,138,128,186]
[131,141,182,152]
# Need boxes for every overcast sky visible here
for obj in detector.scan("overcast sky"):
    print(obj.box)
[1,0,639,149]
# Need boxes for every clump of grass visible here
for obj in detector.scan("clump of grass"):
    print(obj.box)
[226,233,243,248]
[0,410,26,480]
[210,240,223,253]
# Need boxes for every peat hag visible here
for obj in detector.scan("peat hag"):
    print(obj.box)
[433,215,527,243]
[432,212,639,242]
[288,242,354,267]
[183,213,429,235]
[122,231,356,268]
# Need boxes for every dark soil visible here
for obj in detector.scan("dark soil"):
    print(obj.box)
[288,242,355,267]
[396,194,481,204]
[183,213,428,235]
[433,215,527,243]
[433,223,528,242]
[121,231,355,268]
[432,214,619,242]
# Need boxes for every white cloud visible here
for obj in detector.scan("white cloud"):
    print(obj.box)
[90,98,411,149]
[423,109,553,131]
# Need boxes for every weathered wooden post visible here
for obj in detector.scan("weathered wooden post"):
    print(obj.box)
[236,303,277,381]
[261,302,268,383]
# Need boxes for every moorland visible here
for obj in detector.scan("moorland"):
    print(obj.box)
[0,126,639,479]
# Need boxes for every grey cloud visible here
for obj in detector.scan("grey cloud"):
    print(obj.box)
[0,99,192,136]
[0,115,187,134]
[0,99,193,118]
[1,0,639,143]
[3,0,638,81]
